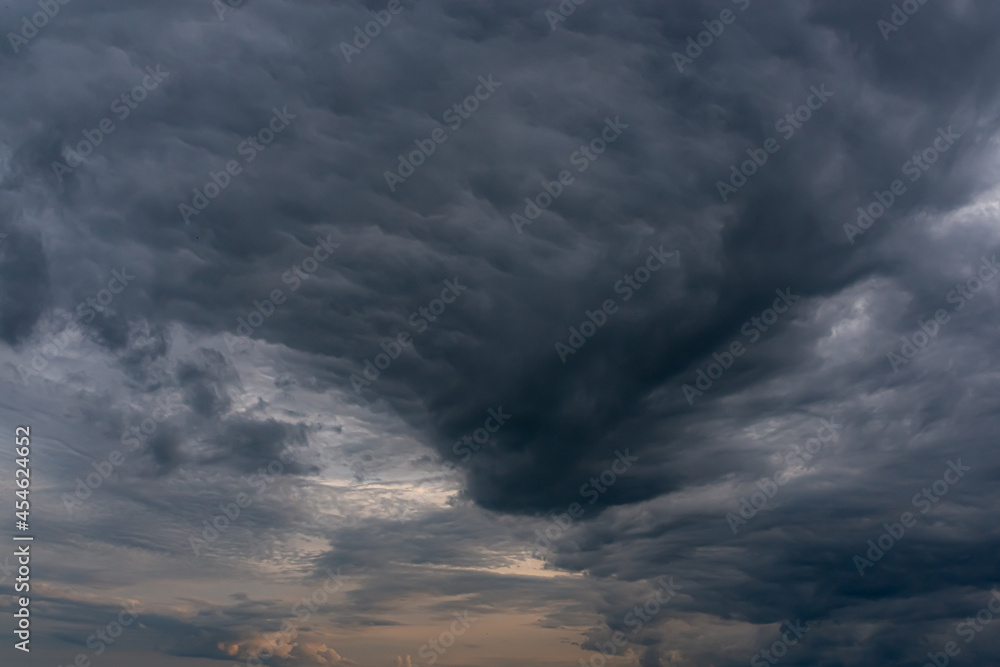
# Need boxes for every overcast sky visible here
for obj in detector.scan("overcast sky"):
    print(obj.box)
[1,0,1000,666]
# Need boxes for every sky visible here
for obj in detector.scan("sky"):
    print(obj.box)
[1,0,1000,666]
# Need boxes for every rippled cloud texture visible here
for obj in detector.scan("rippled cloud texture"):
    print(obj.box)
[2,0,1000,666]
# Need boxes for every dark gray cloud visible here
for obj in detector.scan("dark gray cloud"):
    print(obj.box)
[0,227,50,344]
[2,0,1000,665]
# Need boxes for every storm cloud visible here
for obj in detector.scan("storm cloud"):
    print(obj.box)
[2,0,1000,665]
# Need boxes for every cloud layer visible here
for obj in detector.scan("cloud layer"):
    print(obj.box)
[2,0,1000,665]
